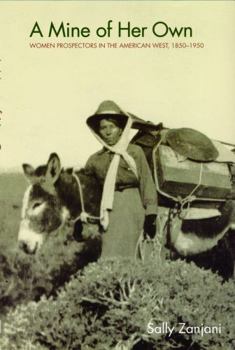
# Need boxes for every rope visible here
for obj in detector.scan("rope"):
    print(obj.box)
[71,173,101,224]
[138,210,169,262]
[177,163,203,219]
[135,229,145,261]
[153,210,168,260]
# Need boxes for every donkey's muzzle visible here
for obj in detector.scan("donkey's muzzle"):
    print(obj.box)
[18,240,38,254]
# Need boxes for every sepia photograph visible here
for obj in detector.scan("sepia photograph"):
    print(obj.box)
[0,1,235,349]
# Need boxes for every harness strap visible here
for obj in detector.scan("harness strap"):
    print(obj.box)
[71,173,101,224]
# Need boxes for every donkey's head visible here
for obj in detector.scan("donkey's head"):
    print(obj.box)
[18,153,69,254]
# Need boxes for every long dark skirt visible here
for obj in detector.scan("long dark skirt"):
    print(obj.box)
[101,188,145,259]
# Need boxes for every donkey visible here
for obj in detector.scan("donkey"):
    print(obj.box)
[165,203,235,279]
[18,153,102,255]
[18,153,234,279]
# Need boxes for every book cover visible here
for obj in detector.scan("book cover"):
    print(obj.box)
[0,1,234,349]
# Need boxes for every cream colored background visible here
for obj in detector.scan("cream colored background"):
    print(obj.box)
[0,1,234,171]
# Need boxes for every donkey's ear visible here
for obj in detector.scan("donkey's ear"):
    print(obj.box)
[22,164,35,182]
[46,153,61,184]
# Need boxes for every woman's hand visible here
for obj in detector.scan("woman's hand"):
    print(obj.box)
[144,214,157,239]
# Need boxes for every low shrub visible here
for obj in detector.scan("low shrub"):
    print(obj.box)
[2,258,234,350]
[0,222,101,315]
[0,301,47,350]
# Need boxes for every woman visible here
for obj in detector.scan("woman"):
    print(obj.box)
[85,100,158,259]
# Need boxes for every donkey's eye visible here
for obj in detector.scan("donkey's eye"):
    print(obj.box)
[32,202,43,209]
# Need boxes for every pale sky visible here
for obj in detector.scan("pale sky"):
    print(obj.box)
[0,1,234,171]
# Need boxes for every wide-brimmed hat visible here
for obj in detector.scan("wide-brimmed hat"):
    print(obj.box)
[87,100,128,132]
[166,128,219,161]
